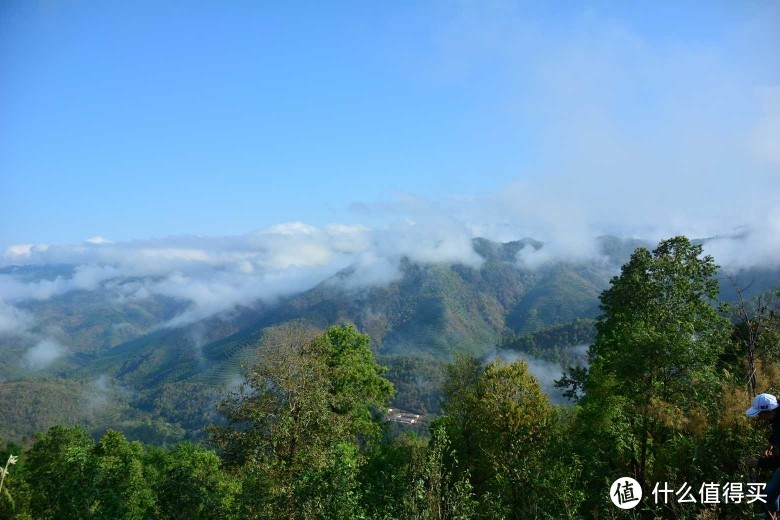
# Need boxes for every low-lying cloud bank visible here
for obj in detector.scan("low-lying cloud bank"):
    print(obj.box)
[1,207,777,349]
[23,338,67,370]
[703,218,780,271]
[0,216,485,335]
[0,298,33,335]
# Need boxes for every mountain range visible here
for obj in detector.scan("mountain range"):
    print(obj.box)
[0,235,776,443]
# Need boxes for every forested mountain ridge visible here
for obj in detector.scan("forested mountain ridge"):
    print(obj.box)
[0,235,777,444]
[1,237,778,519]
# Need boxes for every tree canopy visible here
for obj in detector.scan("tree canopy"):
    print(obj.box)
[2,237,779,519]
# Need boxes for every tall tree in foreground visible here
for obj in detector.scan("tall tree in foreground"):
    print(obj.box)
[437,355,583,519]
[209,323,393,519]
[571,236,731,515]
[25,426,154,519]
[143,442,239,519]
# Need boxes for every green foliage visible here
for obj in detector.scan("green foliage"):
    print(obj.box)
[294,442,365,519]
[25,425,96,519]
[25,426,153,519]
[436,354,584,519]
[437,354,484,486]
[0,378,88,441]
[566,236,767,518]
[380,354,446,414]
[210,324,393,518]
[359,428,477,520]
[402,426,478,520]
[144,442,238,519]
[322,325,395,437]
[4,246,780,518]
[0,442,30,520]
[591,236,726,389]
[89,430,155,519]
[722,288,780,392]
[502,318,594,367]
[211,324,393,464]
[3,274,187,356]
[505,264,607,333]
[140,381,221,436]
[359,433,428,519]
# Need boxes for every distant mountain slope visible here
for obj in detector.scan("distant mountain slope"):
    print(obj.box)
[1,235,777,443]
[123,237,608,383]
[60,237,638,415]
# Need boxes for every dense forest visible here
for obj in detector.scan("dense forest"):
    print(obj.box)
[1,236,779,519]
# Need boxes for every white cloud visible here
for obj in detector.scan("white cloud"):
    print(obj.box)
[0,298,33,335]
[84,374,111,413]
[0,264,120,302]
[263,221,319,236]
[0,215,490,328]
[85,236,114,245]
[703,215,780,271]
[407,3,780,245]
[23,338,67,370]
[3,178,779,335]
[339,252,402,290]
[6,244,33,258]
[5,243,49,261]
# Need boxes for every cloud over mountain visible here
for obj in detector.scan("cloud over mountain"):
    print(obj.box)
[2,4,777,335]
[23,339,67,370]
[2,202,778,342]
[0,214,485,332]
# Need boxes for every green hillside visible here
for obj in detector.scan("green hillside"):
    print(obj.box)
[1,236,778,444]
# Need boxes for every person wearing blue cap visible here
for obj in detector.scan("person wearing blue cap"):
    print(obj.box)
[746,393,780,518]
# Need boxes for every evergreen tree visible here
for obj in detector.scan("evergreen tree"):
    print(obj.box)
[144,442,238,519]
[25,426,153,519]
[571,236,732,516]
[210,323,393,518]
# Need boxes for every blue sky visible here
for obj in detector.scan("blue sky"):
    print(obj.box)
[2,1,778,250]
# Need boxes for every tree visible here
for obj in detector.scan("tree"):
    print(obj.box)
[471,358,560,519]
[590,236,726,400]
[209,323,394,518]
[88,430,154,520]
[358,426,477,520]
[144,442,238,520]
[437,354,484,490]
[25,426,153,519]
[571,236,731,513]
[321,324,395,438]
[723,277,780,396]
[25,425,95,519]
[437,355,582,519]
